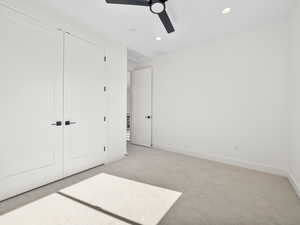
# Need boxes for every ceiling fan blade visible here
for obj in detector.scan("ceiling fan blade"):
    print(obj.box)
[158,10,175,33]
[105,0,149,6]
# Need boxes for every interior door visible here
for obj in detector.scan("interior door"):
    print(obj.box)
[131,68,152,147]
[0,6,63,201]
[63,34,106,176]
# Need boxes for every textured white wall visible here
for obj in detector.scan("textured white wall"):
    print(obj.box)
[146,22,290,175]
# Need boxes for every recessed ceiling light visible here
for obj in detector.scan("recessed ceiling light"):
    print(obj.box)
[222,8,231,15]
[156,37,162,41]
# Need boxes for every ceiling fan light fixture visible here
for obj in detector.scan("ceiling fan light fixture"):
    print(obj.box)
[150,1,165,14]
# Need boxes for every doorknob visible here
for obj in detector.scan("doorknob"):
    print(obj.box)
[65,121,77,126]
[51,121,62,126]
[145,116,151,119]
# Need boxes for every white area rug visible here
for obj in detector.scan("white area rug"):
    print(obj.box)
[0,194,129,225]
[60,173,182,225]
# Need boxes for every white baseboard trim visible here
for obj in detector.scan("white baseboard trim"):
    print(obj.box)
[288,173,300,198]
[153,144,287,177]
[152,144,300,198]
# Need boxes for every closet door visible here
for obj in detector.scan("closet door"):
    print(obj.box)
[0,7,63,201]
[64,34,106,176]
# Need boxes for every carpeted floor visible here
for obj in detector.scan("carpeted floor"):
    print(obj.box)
[1,144,300,225]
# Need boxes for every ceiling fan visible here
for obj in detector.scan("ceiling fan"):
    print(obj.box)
[105,0,175,33]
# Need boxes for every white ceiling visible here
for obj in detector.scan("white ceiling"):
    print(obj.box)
[13,0,296,61]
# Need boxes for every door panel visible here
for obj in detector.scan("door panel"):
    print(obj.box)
[0,7,63,201]
[131,68,152,147]
[64,34,106,176]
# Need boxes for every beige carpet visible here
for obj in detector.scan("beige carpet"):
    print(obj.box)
[1,144,300,225]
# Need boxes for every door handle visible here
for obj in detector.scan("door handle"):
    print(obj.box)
[51,121,62,126]
[145,116,151,119]
[65,121,77,126]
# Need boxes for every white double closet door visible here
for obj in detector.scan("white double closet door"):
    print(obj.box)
[0,6,106,201]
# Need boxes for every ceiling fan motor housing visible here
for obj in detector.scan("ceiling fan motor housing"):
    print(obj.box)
[150,0,166,14]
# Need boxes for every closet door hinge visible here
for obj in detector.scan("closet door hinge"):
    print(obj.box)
[104,146,107,152]
[104,86,107,92]
[104,56,107,62]
[104,116,107,122]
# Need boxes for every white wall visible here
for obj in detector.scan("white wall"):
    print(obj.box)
[127,72,131,114]
[106,43,128,161]
[0,0,102,43]
[290,2,300,196]
[127,60,140,116]
[0,0,127,163]
[145,21,290,175]
[128,60,138,72]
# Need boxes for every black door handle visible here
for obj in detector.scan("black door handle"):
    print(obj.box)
[65,121,77,126]
[145,116,151,119]
[51,121,62,126]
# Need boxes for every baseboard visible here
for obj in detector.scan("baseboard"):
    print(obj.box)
[153,144,287,177]
[288,173,300,198]
[152,144,300,198]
